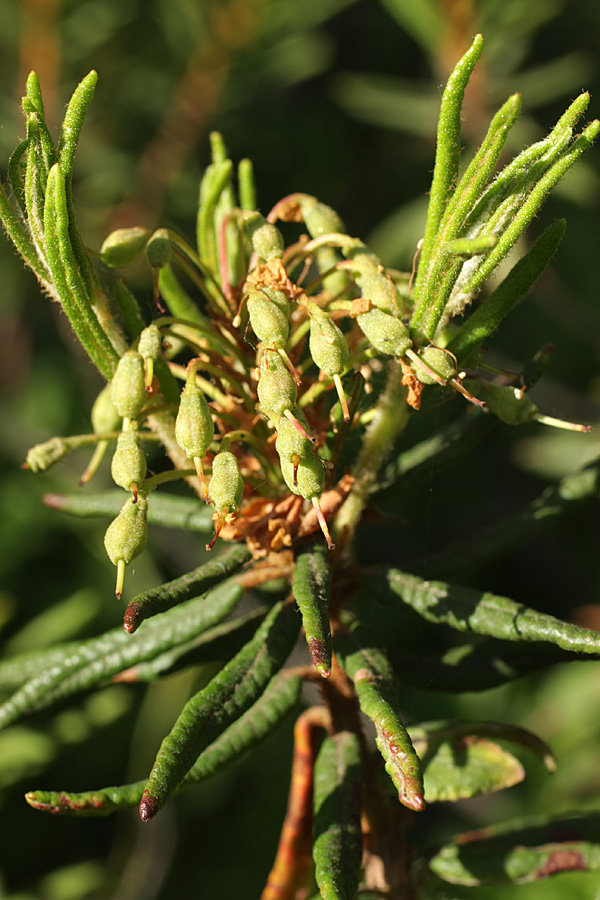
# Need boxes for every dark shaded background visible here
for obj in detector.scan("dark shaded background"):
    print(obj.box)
[1,1,600,897]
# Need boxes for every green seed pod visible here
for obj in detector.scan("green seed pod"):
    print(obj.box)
[275,408,314,463]
[145,228,172,269]
[243,211,284,261]
[299,197,345,237]
[206,451,244,551]
[256,350,297,418]
[91,383,122,434]
[175,371,215,459]
[110,351,147,422]
[104,493,148,599]
[259,285,292,319]
[208,451,244,513]
[357,308,411,358]
[280,452,325,500]
[307,300,349,378]
[111,428,147,497]
[100,227,151,268]
[356,268,400,315]
[413,347,457,385]
[138,323,161,361]
[246,290,290,348]
[345,244,381,272]
[465,380,538,426]
[175,364,214,497]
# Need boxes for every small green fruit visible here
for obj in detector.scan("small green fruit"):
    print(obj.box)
[247,291,290,348]
[413,347,457,385]
[111,428,147,497]
[357,308,411,358]
[257,350,298,419]
[100,227,150,268]
[104,493,148,598]
[243,212,284,261]
[110,351,147,422]
[208,451,244,513]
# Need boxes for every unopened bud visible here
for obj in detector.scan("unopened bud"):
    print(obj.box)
[280,452,325,500]
[257,350,298,419]
[356,309,411,358]
[412,347,457,385]
[275,409,314,464]
[111,428,147,498]
[100,227,151,268]
[307,300,349,378]
[175,363,215,498]
[104,493,148,599]
[299,197,345,237]
[247,291,290,348]
[205,451,244,551]
[110,351,147,423]
[145,228,172,269]
[244,212,284,261]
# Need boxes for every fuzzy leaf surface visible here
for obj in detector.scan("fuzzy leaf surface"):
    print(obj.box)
[370,568,600,653]
[26,669,302,816]
[313,730,363,900]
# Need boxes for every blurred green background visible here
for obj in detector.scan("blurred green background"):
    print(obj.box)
[1,0,600,897]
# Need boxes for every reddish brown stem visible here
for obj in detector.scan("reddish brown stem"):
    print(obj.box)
[260,707,329,900]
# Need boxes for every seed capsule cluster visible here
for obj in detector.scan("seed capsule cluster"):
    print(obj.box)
[34,132,588,597]
[103,349,150,598]
[94,188,496,589]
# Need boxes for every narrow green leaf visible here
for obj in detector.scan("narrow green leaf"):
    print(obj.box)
[158,263,207,326]
[444,235,497,257]
[0,178,48,280]
[139,600,300,821]
[8,138,29,215]
[43,164,118,379]
[293,543,332,677]
[462,120,599,299]
[448,219,566,362]
[25,670,302,817]
[238,158,256,211]
[313,730,363,900]
[113,278,146,339]
[0,641,82,692]
[411,34,483,310]
[197,159,233,268]
[123,542,250,632]
[428,812,600,886]
[0,580,243,729]
[119,607,267,682]
[24,72,55,175]
[335,625,424,811]
[57,71,98,183]
[44,489,215,532]
[412,93,521,339]
[24,115,47,255]
[370,567,600,653]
